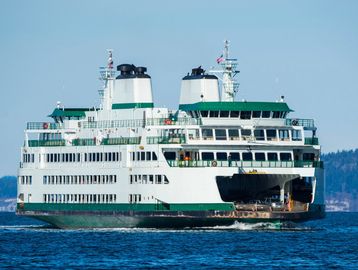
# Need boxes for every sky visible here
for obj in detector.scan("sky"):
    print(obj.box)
[0,0,358,175]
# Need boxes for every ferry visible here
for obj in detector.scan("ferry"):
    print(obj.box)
[17,41,325,228]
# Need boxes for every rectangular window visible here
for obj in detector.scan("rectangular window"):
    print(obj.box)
[255,153,266,161]
[242,152,253,161]
[280,153,292,161]
[164,151,176,160]
[229,152,240,161]
[252,111,261,118]
[266,129,277,141]
[152,152,158,161]
[219,111,229,118]
[216,152,227,161]
[149,175,154,184]
[202,129,213,140]
[230,111,240,118]
[140,152,146,161]
[267,152,278,161]
[254,129,265,141]
[136,152,140,161]
[188,129,200,140]
[292,130,302,141]
[202,152,214,160]
[200,111,208,117]
[279,130,290,141]
[272,111,281,118]
[240,111,251,120]
[228,129,239,140]
[146,151,151,161]
[262,111,271,118]
[215,129,227,140]
[209,111,219,117]
[241,129,252,140]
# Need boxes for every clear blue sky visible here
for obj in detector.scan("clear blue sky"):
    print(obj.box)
[1,0,358,175]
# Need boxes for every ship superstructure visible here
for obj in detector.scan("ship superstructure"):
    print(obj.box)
[17,42,325,228]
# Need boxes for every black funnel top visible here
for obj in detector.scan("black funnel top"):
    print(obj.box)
[182,66,218,80]
[116,64,151,79]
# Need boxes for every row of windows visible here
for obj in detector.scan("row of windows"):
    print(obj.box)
[43,193,117,203]
[188,128,302,142]
[19,175,32,185]
[189,110,288,119]
[45,152,121,163]
[164,151,295,162]
[200,152,293,161]
[129,194,142,203]
[43,175,117,185]
[23,154,35,163]
[130,151,158,161]
[129,174,169,184]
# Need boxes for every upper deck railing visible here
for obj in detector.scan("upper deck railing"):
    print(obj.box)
[285,119,315,129]
[26,117,202,130]
[167,160,324,169]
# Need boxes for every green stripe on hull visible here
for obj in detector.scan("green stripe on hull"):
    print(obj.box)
[112,103,154,109]
[17,203,235,212]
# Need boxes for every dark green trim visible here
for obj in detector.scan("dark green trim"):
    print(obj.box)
[112,103,154,109]
[18,203,235,212]
[49,108,98,118]
[179,101,292,112]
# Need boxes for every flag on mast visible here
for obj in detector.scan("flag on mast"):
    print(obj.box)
[216,54,224,64]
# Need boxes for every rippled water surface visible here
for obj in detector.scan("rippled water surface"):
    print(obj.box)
[0,212,357,269]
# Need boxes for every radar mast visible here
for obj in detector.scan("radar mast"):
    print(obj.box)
[210,40,240,102]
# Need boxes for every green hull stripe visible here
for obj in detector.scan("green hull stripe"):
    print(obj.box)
[112,103,154,109]
[18,203,234,212]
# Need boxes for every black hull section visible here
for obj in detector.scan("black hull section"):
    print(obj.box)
[17,205,325,229]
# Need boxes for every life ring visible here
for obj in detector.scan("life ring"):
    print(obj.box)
[164,119,172,125]
[211,160,217,167]
[291,119,298,126]
[43,122,49,129]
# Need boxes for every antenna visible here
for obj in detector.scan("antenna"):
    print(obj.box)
[209,40,240,102]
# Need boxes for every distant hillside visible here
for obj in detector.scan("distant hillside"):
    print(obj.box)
[0,176,16,198]
[322,149,358,211]
[0,176,17,212]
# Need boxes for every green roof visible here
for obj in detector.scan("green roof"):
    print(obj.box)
[49,108,98,118]
[179,101,293,112]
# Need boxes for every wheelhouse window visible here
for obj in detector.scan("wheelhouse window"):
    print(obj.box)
[267,152,278,161]
[280,153,292,161]
[216,152,227,161]
[254,129,265,141]
[242,152,253,161]
[219,111,229,117]
[215,129,227,140]
[266,129,277,141]
[255,153,266,161]
[262,111,271,118]
[240,111,251,120]
[209,111,219,118]
[200,111,209,117]
[230,111,240,118]
[252,111,261,118]
[202,129,214,140]
[272,111,281,118]
[202,152,214,160]
[228,129,240,140]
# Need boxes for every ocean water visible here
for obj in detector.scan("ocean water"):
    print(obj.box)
[0,212,357,269]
